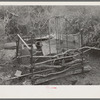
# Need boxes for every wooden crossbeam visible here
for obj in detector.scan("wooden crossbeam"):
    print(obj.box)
[34,48,91,66]
[34,63,85,84]
[3,68,54,81]
[54,46,91,57]
[35,56,73,66]
[17,55,55,58]
[17,48,90,67]
[35,64,62,68]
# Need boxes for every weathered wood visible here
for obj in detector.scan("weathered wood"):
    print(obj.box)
[34,63,82,84]
[80,29,84,72]
[16,37,20,64]
[17,46,91,60]
[16,39,19,57]
[30,36,33,66]
[35,56,74,66]
[17,48,90,66]
[34,64,91,84]
[63,58,87,67]
[4,73,32,81]
[4,68,54,81]
[20,58,86,69]
[35,64,62,69]
[54,46,91,57]
[17,55,56,58]
[4,42,16,49]
[3,59,90,84]
[88,46,100,51]
[4,59,87,81]
[33,59,87,78]
[17,34,30,50]
[20,58,87,69]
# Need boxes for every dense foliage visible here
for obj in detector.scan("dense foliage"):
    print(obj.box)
[64,16,100,47]
[0,6,100,47]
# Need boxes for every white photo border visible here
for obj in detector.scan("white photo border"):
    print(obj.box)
[0,1,100,98]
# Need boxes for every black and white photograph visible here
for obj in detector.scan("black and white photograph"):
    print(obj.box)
[0,3,100,86]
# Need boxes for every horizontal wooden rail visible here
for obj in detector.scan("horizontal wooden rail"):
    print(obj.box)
[54,46,92,57]
[34,48,91,66]
[17,55,56,58]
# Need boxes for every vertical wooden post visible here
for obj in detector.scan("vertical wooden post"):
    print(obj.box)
[58,17,60,52]
[16,38,18,58]
[16,36,19,64]
[29,35,34,73]
[80,29,84,72]
[38,12,42,43]
[58,17,61,53]
[39,27,42,43]
[30,35,33,66]
[48,19,51,55]
[66,33,68,50]
[55,17,59,54]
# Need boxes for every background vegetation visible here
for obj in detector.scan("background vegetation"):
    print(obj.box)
[0,6,100,47]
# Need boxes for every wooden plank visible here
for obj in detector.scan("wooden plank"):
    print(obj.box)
[4,42,16,49]
[17,34,30,50]
[16,39,19,57]
[35,64,62,68]
[17,55,55,58]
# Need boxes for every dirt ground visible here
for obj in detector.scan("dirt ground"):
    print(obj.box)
[0,38,100,85]
[0,49,100,85]
[46,50,100,85]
